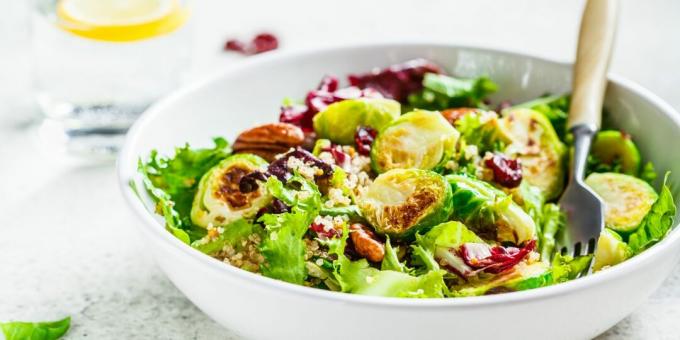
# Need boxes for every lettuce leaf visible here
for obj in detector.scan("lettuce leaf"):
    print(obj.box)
[539,203,564,263]
[326,226,446,298]
[454,112,506,154]
[450,262,552,297]
[138,138,232,242]
[258,176,321,285]
[511,183,563,263]
[639,161,658,184]
[410,243,440,272]
[627,173,676,254]
[551,253,592,283]
[381,237,408,273]
[417,221,484,252]
[0,317,70,340]
[407,73,497,110]
[138,160,189,242]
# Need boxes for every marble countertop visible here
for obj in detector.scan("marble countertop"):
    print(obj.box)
[1,0,679,338]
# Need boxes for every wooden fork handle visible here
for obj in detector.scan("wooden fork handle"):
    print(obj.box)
[568,0,619,130]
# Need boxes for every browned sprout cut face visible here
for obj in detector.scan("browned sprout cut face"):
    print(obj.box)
[214,166,257,209]
[499,108,567,201]
[358,168,453,239]
[585,172,658,232]
[191,154,272,228]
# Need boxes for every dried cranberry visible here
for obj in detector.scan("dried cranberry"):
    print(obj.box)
[252,33,278,54]
[269,199,290,214]
[223,33,279,55]
[485,153,522,188]
[310,222,340,239]
[323,145,350,168]
[239,148,334,193]
[279,76,381,131]
[279,104,308,129]
[317,75,339,92]
[354,126,377,156]
[224,39,247,52]
[348,58,442,102]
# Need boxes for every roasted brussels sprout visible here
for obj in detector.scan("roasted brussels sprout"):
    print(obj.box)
[585,172,658,232]
[590,130,642,175]
[447,174,537,245]
[371,110,459,173]
[592,228,631,272]
[499,108,567,200]
[191,154,271,228]
[313,98,401,145]
[358,169,453,239]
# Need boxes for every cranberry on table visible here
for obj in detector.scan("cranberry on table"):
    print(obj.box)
[252,33,278,53]
[224,32,279,55]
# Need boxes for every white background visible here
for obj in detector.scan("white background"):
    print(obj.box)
[1,0,679,338]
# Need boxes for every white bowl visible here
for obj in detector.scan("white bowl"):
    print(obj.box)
[117,43,680,340]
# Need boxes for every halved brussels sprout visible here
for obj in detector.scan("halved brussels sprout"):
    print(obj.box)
[585,172,658,232]
[451,262,551,297]
[499,108,567,200]
[191,154,271,228]
[371,110,459,173]
[447,174,537,245]
[593,228,631,272]
[591,130,642,175]
[313,98,401,145]
[358,169,452,239]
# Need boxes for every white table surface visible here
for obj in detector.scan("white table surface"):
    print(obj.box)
[1,0,680,339]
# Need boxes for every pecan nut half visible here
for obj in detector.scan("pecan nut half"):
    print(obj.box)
[233,123,305,162]
[349,223,385,263]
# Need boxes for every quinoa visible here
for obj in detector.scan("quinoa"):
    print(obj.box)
[213,233,264,273]
[287,156,321,180]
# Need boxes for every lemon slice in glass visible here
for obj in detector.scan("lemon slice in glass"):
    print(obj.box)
[56,0,188,42]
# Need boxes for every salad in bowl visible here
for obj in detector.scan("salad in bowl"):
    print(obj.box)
[137,59,676,298]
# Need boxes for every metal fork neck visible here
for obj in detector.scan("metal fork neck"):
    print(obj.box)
[569,123,598,184]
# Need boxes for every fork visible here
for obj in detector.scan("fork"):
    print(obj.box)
[558,0,619,261]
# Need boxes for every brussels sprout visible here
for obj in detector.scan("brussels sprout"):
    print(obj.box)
[313,98,401,145]
[358,169,453,239]
[371,110,459,173]
[191,154,271,228]
[451,262,551,297]
[499,108,567,200]
[590,130,642,175]
[446,174,537,245]
[593,228,632,272]
[585,172,658,232]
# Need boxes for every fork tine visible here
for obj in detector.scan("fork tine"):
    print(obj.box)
[572,242,583,258]
[587,237,597,255]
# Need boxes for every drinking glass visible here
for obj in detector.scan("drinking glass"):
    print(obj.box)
[31,0,192,158]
